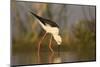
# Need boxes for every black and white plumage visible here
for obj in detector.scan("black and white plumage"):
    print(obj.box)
[30,12,62,45]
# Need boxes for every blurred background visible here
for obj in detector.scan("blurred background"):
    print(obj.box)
[11,0,96,66]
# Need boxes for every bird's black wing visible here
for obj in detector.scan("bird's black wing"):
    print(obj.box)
[30,12,47,25]
[30,12,59,28]
[40,18,59,28]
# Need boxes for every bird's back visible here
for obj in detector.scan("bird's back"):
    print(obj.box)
[39,18,59,28]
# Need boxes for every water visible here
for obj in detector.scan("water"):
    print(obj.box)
[11,50,95,66]
[11,44,96,66]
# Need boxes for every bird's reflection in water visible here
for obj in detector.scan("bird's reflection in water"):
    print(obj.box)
[37,48,62,64]
[49,46,62,63]
[53,56,62,63]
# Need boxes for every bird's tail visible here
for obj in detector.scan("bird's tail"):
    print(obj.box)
[30,12,41,20]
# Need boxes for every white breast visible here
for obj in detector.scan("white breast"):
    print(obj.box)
[44,25,62,45]
[44,24,59,34]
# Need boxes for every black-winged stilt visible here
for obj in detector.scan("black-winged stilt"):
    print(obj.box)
[30,12,62,53]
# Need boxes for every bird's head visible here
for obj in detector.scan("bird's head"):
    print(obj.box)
[53,34,62,45]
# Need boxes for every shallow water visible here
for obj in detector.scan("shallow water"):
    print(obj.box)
[11,49,95,66]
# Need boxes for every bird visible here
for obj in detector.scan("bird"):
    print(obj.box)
[30,12,62,53]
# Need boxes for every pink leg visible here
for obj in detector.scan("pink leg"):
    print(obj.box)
[38,32,47,52]
[48,50,54,63]
[37,32,47,63]
[49,35,54,53]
